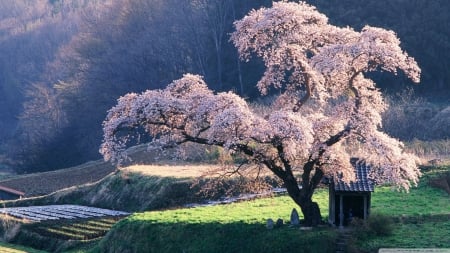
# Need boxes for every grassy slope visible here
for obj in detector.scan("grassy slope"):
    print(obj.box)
[91,167,450,253]
[93,190,336,253]
[3,170,205,212]
[5,163,276,212]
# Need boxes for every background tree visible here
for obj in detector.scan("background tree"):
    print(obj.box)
[100,2,421,226]
[4,0,111,172]
[13,83,68,172]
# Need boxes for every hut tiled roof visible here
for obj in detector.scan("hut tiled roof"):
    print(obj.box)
[334,159,374,192]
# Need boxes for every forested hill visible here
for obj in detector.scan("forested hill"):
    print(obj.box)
[0,0,449,173]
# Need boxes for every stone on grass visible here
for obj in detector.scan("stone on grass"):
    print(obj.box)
[266,218,274,229]
[290,208,300,227]
[275,218,283,228]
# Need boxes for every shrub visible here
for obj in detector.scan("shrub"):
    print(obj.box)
[367,214,394,236]
[350,214,394,239]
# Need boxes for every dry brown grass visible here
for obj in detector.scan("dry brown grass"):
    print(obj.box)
[405,139,450,164]
[122,164,218,178]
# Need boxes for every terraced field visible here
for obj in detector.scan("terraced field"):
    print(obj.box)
[0,205,130,252]
[0,205,129,222]
[31,217,122,241]
[5,215,127,252]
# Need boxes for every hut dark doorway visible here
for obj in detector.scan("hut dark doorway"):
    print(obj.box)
[334,194,370,226]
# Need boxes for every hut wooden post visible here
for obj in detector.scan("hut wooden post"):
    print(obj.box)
[339,194,344,229]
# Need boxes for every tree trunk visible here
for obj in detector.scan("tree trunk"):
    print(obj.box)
[299,199,322,227]
[286,186,323,227]
[282,171,323,227]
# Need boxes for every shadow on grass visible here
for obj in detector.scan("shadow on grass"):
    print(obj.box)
[95,220,336,253]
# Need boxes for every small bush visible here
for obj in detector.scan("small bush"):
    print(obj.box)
[350,214,394,238]
[349,218,369,241]
[367,214,394,236]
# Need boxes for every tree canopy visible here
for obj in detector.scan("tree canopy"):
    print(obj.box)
[101,2,421,226]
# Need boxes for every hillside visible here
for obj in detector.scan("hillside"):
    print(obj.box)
[0,160,115,197]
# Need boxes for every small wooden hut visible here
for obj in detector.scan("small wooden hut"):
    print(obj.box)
[328,159,374,228]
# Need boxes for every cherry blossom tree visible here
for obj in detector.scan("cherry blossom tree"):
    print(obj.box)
[100,2,421,226]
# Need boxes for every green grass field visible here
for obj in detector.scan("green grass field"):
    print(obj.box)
[93,190,336,253]
[353,220,450,251]
[372,185,450,216]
